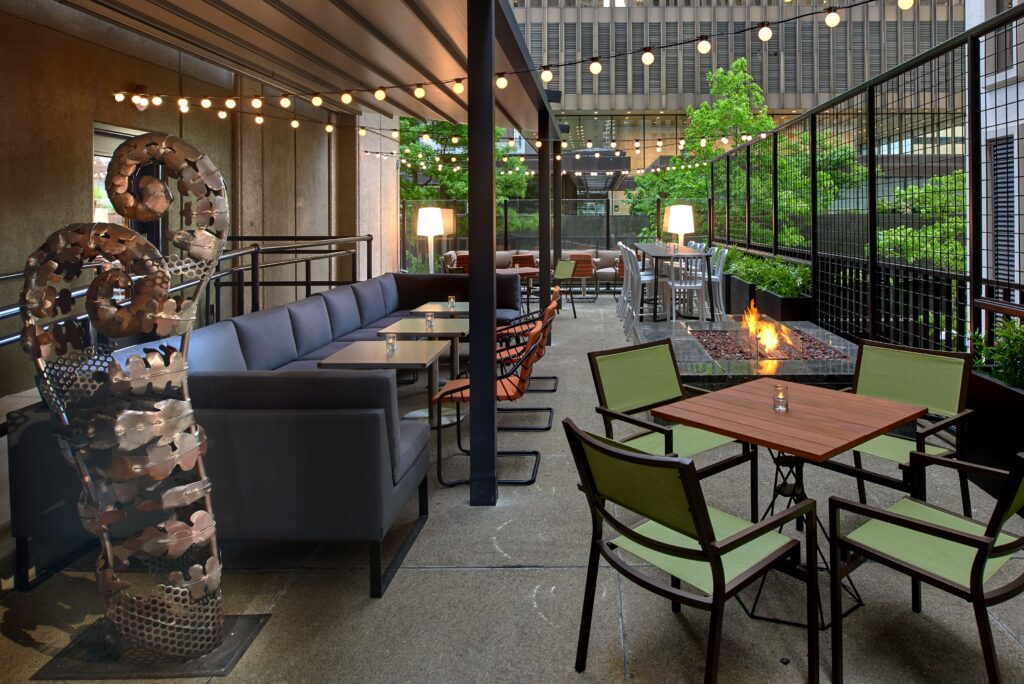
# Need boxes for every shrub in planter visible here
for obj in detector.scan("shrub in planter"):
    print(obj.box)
[725,254,813,320]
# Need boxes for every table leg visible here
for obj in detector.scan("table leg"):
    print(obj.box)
[705,254,715,322]
[427,358,438,426]
[450,338,460,379]
[652,257,663,322]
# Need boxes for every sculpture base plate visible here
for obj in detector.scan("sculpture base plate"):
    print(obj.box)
[31,614,269,680]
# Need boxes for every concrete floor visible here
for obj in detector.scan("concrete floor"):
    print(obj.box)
[1,297,1023,683]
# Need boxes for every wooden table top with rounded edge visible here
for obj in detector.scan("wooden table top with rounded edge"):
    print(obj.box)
[377,317,470,337]
[497,266,540,278]
[317,340,448,369]
[651,377,928,463]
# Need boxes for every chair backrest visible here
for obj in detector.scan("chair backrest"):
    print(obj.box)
[455,254,470,273]
[563,419,712,546]
[713,247,728,277]
[668,253,706,279]
[569,253,595,278]
[588,339,684,414]
[509,321,546,395]
[511,253,536,268]
[854,341,971,417]
[553,258,576,280]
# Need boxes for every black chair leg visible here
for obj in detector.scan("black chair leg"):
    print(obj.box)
[671,576,681,613]
[958,470,973,517]
[852,451,867,504]
[912,578,922,613]
[704,599,725,684]
[973,600,1001,683]
[575,542,601,673]
[830,539,844,684]
[444,403,540,486]
[748,444,759,522]
[497,406,553,432]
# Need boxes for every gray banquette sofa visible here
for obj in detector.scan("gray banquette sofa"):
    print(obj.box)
[7,272,521,597]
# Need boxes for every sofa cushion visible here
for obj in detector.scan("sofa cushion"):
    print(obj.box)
[495,272,522,311]
[286,296,333,357]
[378,273,400,314]
[339,328,386,342]
[321,286,362,339]
[352,279,386,325]
[494,250,515,268]
[595,249,620,269]
[299,340,353,361]
[393,273,470,309]
[364,315,406,330]
[187,322,247,372]
[274,359,325,372]
[232,306,299,370]
[395,420,430,483]
[496,308,520,324]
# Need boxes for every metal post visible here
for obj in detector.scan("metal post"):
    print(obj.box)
[708,162,715,244]
[866,86,880,340]
[400,199,406,271]
[503,198,509,250]
[466,0,497,506]
[305,259,313,298]
[655,197,662,240]
[365,234,373,279]
[968,36,984,334]
[250,244,261,312]
[809,115,819,324]
[745,144,752,248]
[605,197,612,250]
[771,133,780,255]
[538,109,551,310]
[553,152,562,259]
[725,155,731,245]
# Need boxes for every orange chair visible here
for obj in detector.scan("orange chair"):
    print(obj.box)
[511,253,537,268]
[569,253,598,301]
[454,253,470,274]
[496,286,559,342]
[434,322,550,487]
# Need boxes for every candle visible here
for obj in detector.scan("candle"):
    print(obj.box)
[447,295,456,309]
[385,333,397,354]
[772,384,788,413]
[424,312,434,328]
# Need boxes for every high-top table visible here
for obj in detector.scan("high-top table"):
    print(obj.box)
[635,242,713,322]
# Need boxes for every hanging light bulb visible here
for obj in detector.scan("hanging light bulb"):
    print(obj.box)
[633,139,640,148]
[452,79,465,94]
[540,66,553,83]
[177,97,189,108]
[200,98,212,109]
[495,73,509,89]
[359,127,367,136]
[656,138,663,146]
[251,97,263,109]
[700,137,707,147]
[574,153,581,160]
[340,91,353,105]
[374,88,387,101]
[561,140,568,149]
[386,130,397,140]
[678,138,685,147]
[217,110,228,120]
[720,136,729,145]
[758,23,773,42]
[325,124,334,133]
[113,92,126,102]
[594,152,600,158]
[614,150,621,157]
[413,84,426,99]
[586,139,593,148]
[535,140,543,148]
[508,137,515,147]
[422,132,431,142]
[130,94,142,105]
[454,165,461,172]
[555,154,561,161]
[824,8,841,28]
[610,140,618,149]
[641,47,655,66]
[309,94,323,107]
[697,36,712,54]
[589,57,602,75]
[179,103,190,114]
[502,156,508,162]
[151,95,163,106]
[224,98,236,109]
[897,0,914,8]
[279,95,292,108]
[254,115,264,124]
[290,119,300,129]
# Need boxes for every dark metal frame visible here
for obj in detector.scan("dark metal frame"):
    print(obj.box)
[369,477,429,598]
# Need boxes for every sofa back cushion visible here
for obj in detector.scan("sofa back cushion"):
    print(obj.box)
[495,251,515,268]
[187,321,247,372]
[321,285,361,338]
[495,272,522,311]
[378,273,400,313]
[595,249,620,269]
[352,279,386,325]
[393,273,470,310]
[286,296,333,357]
[233,306,299,370]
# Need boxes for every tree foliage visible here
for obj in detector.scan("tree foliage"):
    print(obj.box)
[875,169,966,271]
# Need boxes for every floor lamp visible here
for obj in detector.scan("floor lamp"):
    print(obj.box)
[417,207,444,273]
[664,204,696,245]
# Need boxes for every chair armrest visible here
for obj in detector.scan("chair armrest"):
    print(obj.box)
[908,450,1009,479]
[681,383,712,396]
[918,409,973,438]
[594,406,673,452]
[712,499,815,555]
[829,496,992,549]
[496,310,542,331]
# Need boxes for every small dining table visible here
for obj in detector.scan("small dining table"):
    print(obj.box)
[376,318,469,378]
[634,242,714,322]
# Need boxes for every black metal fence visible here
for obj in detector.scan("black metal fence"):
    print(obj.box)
[708,5,1024,352]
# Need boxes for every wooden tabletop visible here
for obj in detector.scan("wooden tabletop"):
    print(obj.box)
[635,242,705,259]
[377,318,470,338]
[411,301,470,315]
[497,266,540,278]
[651,378,927,462]
[318,340,448,369]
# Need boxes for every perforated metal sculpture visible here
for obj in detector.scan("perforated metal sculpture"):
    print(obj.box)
[19,133,229,659]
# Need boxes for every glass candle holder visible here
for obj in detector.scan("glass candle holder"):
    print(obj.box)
[384,333,397,354]
[447,295,456,309]
[772,384,788,413]
[424,312,434,328]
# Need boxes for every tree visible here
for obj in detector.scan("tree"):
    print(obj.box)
[875,169,966,272]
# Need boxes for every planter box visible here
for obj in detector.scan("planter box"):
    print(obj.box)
[966,371,1024,503]
[754,289,814,321]
[727,275,755,315]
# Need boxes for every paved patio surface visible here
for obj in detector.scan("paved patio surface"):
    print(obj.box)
[1,296,1022,683]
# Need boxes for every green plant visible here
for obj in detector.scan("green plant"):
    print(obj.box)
[973,319,1024,389]
[727,254,810,298]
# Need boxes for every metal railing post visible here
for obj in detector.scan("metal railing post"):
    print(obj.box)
[304,259,313,298]
[656,197,662,240]
[866,86,880,340]
[745,144,752,248]
[708,162,715,244]
[250,244,261,312]
[503,198,509,250]
[809,115,819,324]
[771,132,779,256]
[365,234,373,279]
[968,35,984,336]
[725,155,731,244]
[605,196,612,250]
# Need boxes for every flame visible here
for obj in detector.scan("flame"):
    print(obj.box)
[758,359,779,375]
[740,300,780,355]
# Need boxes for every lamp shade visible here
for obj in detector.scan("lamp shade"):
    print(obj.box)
[664,204,696,241]
[417,207,445,237]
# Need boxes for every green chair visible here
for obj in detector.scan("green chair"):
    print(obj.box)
[849,340,973,514]
[829,451,1024,683]
[553,258,577,318]
[588,339,758,521]
[563,419,819,683]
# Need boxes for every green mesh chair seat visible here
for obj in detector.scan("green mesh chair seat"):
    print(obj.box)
[625,423,735,459]
[853,435,949,465]
[611,508,791,595]
[563,419,819,683]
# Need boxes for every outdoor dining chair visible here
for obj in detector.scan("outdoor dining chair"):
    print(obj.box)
[563,419,819,683]
[588,339,758,520]
[661,252,708,321]
[709,246,729,317]
[569,253,598,301]
[553,258,578,318]
[848,341,974,514]
[829,451,1024,683]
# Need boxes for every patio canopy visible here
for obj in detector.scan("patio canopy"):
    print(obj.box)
[65,0,558,138]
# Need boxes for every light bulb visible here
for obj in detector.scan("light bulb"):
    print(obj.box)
[251,97,263,109]
[359,127,367,136]
[151,95,163,106]
[178,97,189,107]
[656,139,663,146]
[225,98,236,109]
[391,129,400,139]
[614,150,621,157]
[201,98,212,109]
[217,110,227,120]
[697,37,712,55]
[574,153,581,160]
[758,23,773,42]
[720,136,729,145]
[656,146,663,153]
[114,92,126,102]
[678,139,685,147]
[254,115,264,124]
[290,119,300,129]
[609,140,618,149]
[641,48,655,66]
[540,66,553,83]
[495,74,508,89]
[451,136,460,144]
[341,92,353,105]
[535,140,542,148]
[179,104,190,114]
[589,58,602,75]
[454,165,461,172]
[452,79,465,94]
[700,138,707,147]
[422,133,431,141]
[561,141,568,149]
[898,0,914,8]
[325,124,334,133]
[633,139,640,147]
[413,85,426,99]
[508,138,515,147]
[278,95,291,108]
[555,154,561,161]
[586,140,593,148]
[594,152,600,158]
[136,96,149,110]
[311,94,323,107]
[824,8,841,28]
[374,88,386,101]
[131,94,142,105]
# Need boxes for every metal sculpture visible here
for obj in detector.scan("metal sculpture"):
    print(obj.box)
[19,133,229,659]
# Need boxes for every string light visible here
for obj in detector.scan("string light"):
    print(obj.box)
[177,97,189,108]
[340,92,353,104]
[586,140,593,148]
[391,130,400,139]
[131,94,142,105]
[697,36,712,54]
[374,88,387,101]
[540,66,553,83]
[254,115,264,124]
[200,98,212,109]
[496,74,509,89]
[251,97,263,109]
[290,119,300,128]
[225,98,236,109]
[113,92,126,102]
[561,141,568,149]
[325,124,334,133]
[610,140,617,148]
[758,23,773,42]
[413,84,426,99]
[451,135,460,144]
[217,110,227,119]
[359,127,367,136]
[589,57,602,75]
[824,8,841,28]
[641,48,655,66]
[452,79,465,94]
[279,95,292,108]
[311,94,323,107]
[898,0,914,8]
[179,103,189,114]
[151,95,162,106]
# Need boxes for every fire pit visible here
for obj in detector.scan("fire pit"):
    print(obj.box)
[635,301,857,389]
